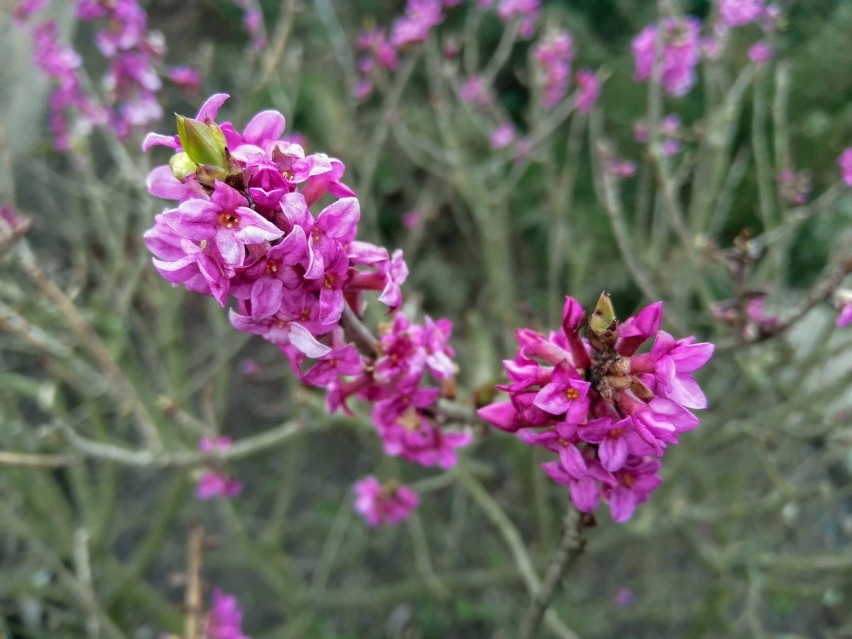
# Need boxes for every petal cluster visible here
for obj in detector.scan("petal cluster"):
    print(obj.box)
[204,588,250,639]
[477,295,713,522]
[144,95,470,473]
[632,17,702,98]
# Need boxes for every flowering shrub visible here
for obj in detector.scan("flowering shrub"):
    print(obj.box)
[2,0,852,637]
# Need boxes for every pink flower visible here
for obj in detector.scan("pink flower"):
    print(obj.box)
[478,295,713,522]
[748,41,772,64]
[838,148,852,187]
[719,0,765,28]
[459,75,491,106]
[497,0,539,39]
[167,66,202,92]
[204,588,249,639]
[12,0,47,25]
[836,290,852,328]
[354,476,419,526]
[197,472,243,500]
[575,70,601,113]
[632,17,702,97]
[533,30,573,108]
[160,181,283,267]
[607,159,636,178]
[490,122,516,149]
[391,0,444,48]
[402,210,423,229]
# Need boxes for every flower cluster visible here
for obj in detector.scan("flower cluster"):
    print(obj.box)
[354,476,420,526]
[76,0,170,139]
[204,588,249,639]
[354,0,461,98]
[575,70,601,113]
[533,29,574,108]
[291,313,471,469]
[496,0,540,40]
[21,0,200,149]
[632,16,702,98]
[477,294,713,522]
[144,94,470,471]
[29,20,108,150]
[839,148,852,188]
[232,0,267,51]
[718,0,766,28]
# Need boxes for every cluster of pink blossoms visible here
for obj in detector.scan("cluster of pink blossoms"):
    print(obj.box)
[204,588,249,639]
[288,312,472,469]
[478,294,714,522]
[533,30,574,109]
[18,0,200,149]
[632,16,702,98]
[354,476,420,526]
[143,94,470,507]
[232,0,267,51]
[718,0,767,28]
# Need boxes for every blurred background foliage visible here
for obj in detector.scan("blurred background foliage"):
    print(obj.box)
[1,1,852,638]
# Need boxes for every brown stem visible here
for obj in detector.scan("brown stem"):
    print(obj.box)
[517,508,587,639]
[340,303,379,358]
[184,524,204,639]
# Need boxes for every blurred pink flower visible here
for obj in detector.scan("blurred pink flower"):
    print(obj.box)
[632,17,702,97]
[167,66,202,93]
[459,75,491,106]
[204,588,249,639]
[748,41,772,64]
[575,69,601,113]
[836,291,852,328]
[402,211,422,229]
[491,122,516,149]
[354,476,419,526]
[838,148,852,187]
[719,0,765,28]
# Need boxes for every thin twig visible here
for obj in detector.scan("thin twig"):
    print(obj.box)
[454,464,581,639]
[184,524,204,639]
[0,450,80,467]
[16,240,163,448]
[518,508,586,639]
[59,419,306,468]
[340,303,379,357]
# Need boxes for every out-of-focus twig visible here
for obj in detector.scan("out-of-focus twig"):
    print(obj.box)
[184,523,204,639]
[15,240,163,448]
[59,419,306,468]
[518,507,586,639]
[454,464,581,639]
[0,450,80,467]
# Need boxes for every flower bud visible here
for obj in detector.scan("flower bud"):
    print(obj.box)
[175,113,227,169]
[168,151,197,180]
[589,292,616,336]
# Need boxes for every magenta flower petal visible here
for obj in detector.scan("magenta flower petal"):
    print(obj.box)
[288,322,332,358]
[242,109,286,144]
[195,92,230,121]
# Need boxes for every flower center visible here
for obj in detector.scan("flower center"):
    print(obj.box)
[620,472,635,487]
[266,260,279,275]
[565,387,579,400]
[219,212,239,229]
[610,428,623,439]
